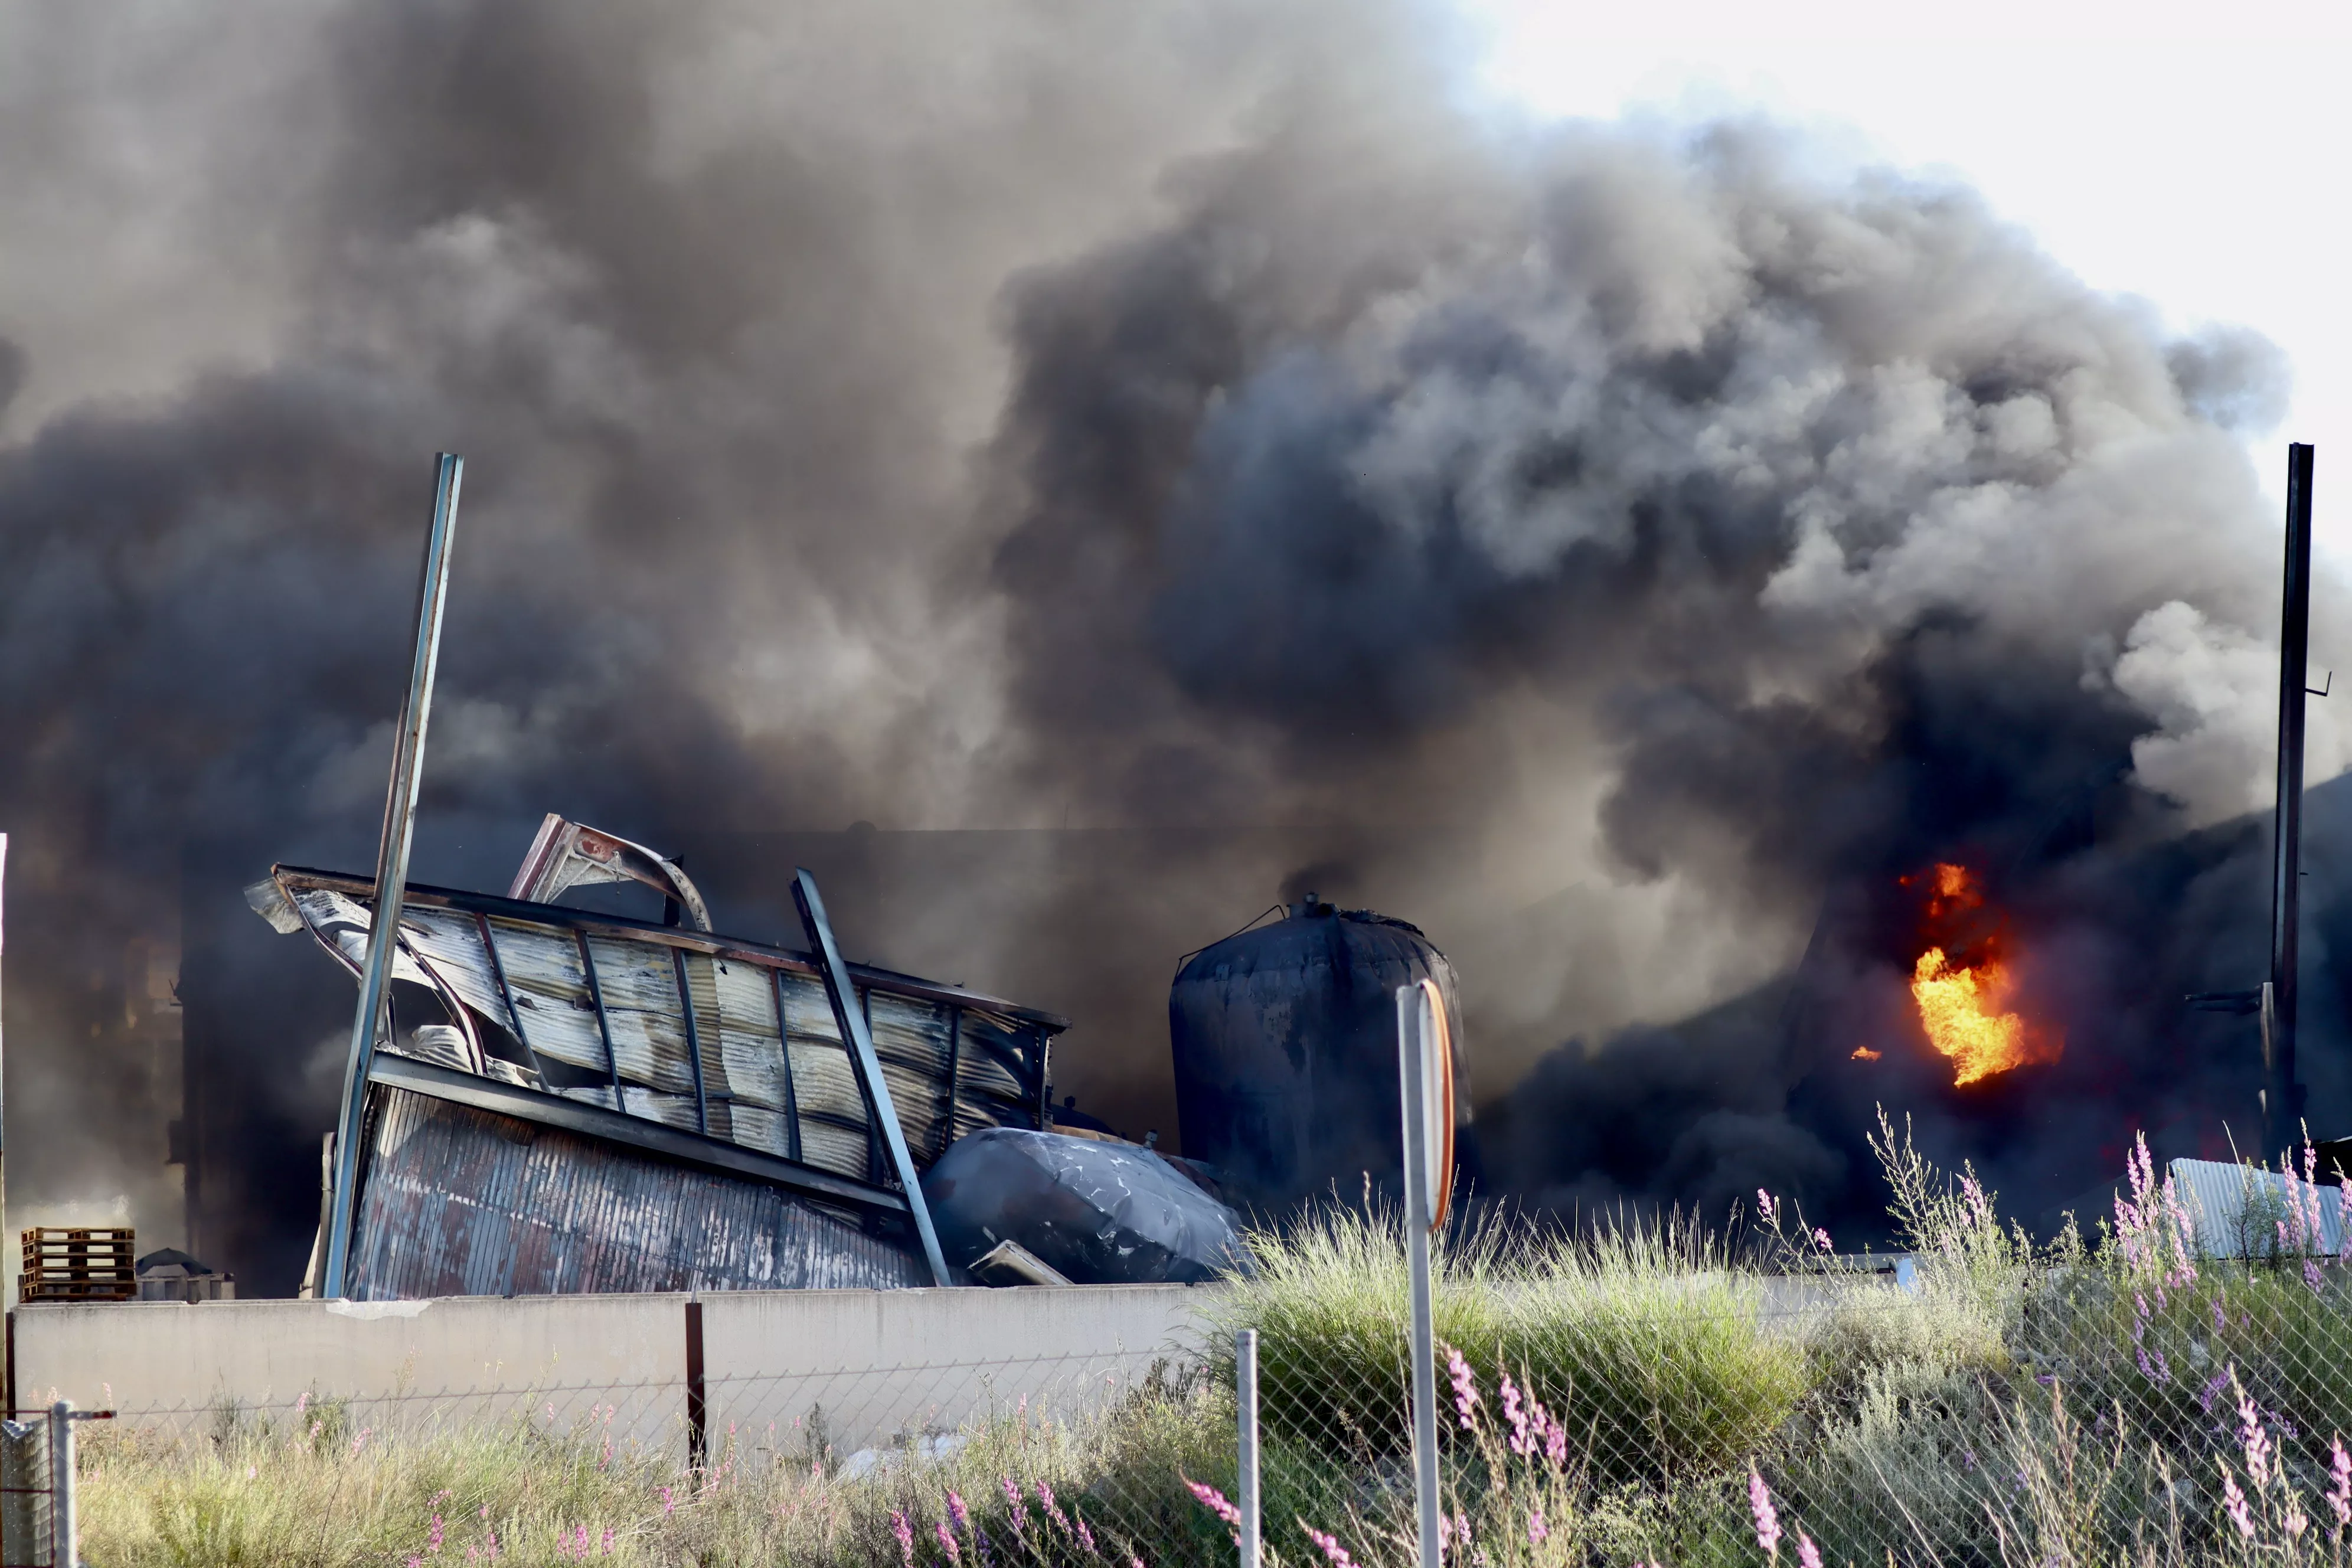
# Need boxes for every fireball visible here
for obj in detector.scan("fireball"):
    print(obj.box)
[1901,863,2062,1086]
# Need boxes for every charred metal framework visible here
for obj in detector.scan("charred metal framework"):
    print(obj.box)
[255,864,1066,1296]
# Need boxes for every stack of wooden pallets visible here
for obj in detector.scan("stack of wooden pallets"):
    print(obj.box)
[20,1227,136,1303]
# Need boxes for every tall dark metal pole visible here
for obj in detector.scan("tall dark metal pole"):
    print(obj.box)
[321,453,464,1299]
[2267,443,2316,1159]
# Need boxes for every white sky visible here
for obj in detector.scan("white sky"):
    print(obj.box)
[1456,0,2352,558]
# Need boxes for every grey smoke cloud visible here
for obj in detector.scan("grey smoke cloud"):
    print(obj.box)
[0,0,2325,1266]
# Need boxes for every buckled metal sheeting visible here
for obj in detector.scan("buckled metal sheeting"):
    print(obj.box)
[251,866,1066,1195]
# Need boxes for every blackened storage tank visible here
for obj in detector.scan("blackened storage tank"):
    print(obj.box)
[1170,897,1471,1210]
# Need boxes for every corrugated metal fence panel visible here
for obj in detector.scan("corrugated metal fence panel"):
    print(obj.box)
[2168,1157,2348,1258]
[353,1086,932,1299]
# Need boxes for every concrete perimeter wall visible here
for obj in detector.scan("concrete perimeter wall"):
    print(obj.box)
[12,1285,1215,1459]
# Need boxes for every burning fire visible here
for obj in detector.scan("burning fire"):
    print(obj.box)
[1900,863,2061,1087]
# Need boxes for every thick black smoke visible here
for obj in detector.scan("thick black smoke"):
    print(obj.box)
[984,117,2341,1233]
[0,1,2331,1276]
[0,0,1402,1276]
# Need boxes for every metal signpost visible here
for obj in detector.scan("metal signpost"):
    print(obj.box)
[1396,978,1455,1568]
[322,454,465,1300]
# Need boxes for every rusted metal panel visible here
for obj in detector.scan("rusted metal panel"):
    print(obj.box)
[352,1084,931,1298]
[256,860,1067,1292]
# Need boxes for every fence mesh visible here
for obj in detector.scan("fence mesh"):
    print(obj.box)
[34,1154,2352,1565]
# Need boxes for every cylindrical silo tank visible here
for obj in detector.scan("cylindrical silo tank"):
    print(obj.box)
[1169,897,1471,1210]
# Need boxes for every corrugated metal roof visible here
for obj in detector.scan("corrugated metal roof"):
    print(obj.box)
[2167,1157,2347,1259]
[259,865,1059,1187]
[352,1085,933,1299]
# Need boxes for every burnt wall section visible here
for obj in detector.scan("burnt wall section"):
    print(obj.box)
[352,1086,931,1298]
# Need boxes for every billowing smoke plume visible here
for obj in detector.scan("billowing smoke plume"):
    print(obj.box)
[984,117,2334,1228]
[0,0,2327,1276]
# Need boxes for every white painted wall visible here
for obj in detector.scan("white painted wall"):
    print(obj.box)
[11,1285,1216,1461]
[702,1283,1214,1453]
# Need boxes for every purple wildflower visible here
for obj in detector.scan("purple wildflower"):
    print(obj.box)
[2240,1390,2274,1490]
[1002,1476,1029,1534]
[1076,1518,1096,1554]
[1037,1484,1072,1532]
[1184,1478,1242,1532]
[1798,1534,1824,1568]
[1500,1373,1528,1456]
[1526,1512,1547,1545]
[1812,1227,1832,1253]
[1446,1348,1481,1430]
[1757,1189,1777,1225]
[2201,1372,2231,1415]
[1302,1524,1355,1568]
[430,1514,445,1554]
[948,1491,971,1533]
[937,1523,963,1564]
[1533,1399,1566,1469]
[1749,1469,1783,1558]
[2224,1470,2254,1538]
[660,1487,675,1517]
[2331,1436,2352,1529]
[893,1510,916,1568]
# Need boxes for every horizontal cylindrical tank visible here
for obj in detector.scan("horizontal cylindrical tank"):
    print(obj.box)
[922,1128,1246,1285]
[1170,898,1469,1210]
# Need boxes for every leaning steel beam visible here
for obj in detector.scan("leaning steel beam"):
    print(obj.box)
[323,453,464,1301]
[792,868,954,1287]
[366,1054,909,1214]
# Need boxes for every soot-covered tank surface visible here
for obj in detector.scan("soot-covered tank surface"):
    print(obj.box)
[921,1128,1247,1285]
[1169,898,1472,1210]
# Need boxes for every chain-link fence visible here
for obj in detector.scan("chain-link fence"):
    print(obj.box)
[34,1158,2352,1564]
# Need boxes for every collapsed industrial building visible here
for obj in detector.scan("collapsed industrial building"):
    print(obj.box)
[244,815,1468,1298]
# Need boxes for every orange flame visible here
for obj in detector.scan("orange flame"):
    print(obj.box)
[1851,1045,1882,1061]
[1903,863,2062,1086]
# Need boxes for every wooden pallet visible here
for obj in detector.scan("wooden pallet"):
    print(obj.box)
[21,1227,135,1303]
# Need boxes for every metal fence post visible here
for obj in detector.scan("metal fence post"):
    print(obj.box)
[45,1402,70,1568]
[1398,985,1443,1568]
[1236,1328,1260,1568]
